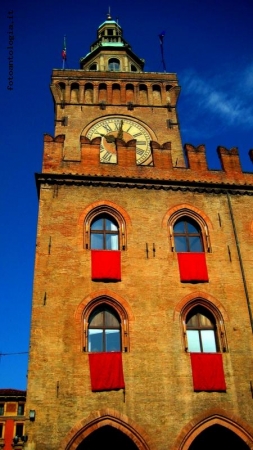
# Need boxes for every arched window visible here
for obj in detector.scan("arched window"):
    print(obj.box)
[84,83,94,103]
[174,217,203,252]
[152,85,162,105]
[182,301,227,352]
[108,58,120,71]
[88,305,121,352]
[70,83,79,103]
[90,214,119,250]
[167,207,211,253]
[57,82,66,105]
[98,83,107,102]
[83,297,130,352]
[186,306,218,352]
[84,205,127,250]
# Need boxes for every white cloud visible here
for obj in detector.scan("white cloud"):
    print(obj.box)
[180,65,253,131]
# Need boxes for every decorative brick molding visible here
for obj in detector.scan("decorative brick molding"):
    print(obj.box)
[172,408,253,449]
[75,289,134,324]
[162,203,213,230]
[59,408,155,450]
[173,291,229,322]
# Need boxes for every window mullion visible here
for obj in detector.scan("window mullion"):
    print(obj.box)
[199,330,203,352]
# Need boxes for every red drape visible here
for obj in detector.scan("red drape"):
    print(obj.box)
[5,419,14,450]
[190,353,226,391]
[88,352,125,391]
[91,250,121,281]
[177,252,208,282]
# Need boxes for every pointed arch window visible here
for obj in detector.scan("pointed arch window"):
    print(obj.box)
[182,301,227,391]
[186,306,218,352]
[88,305,121,352]
[83,297,129,352]
[168,209,211,253]
[90,215,119,250]
[174,217,204,253]
[168,210,210,282]
[84,205,126,250]
[182,301,227,353]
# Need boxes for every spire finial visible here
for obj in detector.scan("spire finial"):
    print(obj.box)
[107,6,112,20]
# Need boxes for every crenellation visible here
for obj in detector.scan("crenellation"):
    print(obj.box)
[42,134,252,187]
[217,146,242,174]
[184,144,208,172]
[152,141,173,169]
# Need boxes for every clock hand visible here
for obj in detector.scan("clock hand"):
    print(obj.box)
[96,132,115,143]
[104,135,115,143]
[117,120,123,140]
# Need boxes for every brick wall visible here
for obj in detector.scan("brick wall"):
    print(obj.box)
[26,172,253,449]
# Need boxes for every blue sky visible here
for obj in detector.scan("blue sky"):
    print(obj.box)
[0,0,253,390]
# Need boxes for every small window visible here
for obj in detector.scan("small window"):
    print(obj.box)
[131,64,137,72]
[89,63,97,71]
[17,404,24,416]
[0,423,3,438]
[90,215,119,250]
[186,306,218,352]
[88,306,121,352]
[0,405,4,416]
[174,217,203,252]
[15,423,24,438]
[108,58,120,71]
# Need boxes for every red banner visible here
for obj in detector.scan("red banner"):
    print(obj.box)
[190,353,226,391]
[91,250,121,281]
[177,252,208,282]
[89,352,125,391]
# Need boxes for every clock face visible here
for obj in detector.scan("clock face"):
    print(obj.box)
[86,117,152,165]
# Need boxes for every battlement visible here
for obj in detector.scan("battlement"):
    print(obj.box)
[42,134,253,186]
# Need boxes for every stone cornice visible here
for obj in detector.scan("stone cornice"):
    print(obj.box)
[35,172,253,196]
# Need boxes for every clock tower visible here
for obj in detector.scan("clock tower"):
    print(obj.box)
[51,12,184,168]
[26,12,253,450]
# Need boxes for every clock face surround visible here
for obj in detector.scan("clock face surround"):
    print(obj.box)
[86,117,152,165]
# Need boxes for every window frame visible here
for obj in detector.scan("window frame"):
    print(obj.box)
[173,217,204,253]
[90,215,119,250]
[182,299,227,353]
[17,403,25,416]
[83,297,129,352]
[186,306,218,352]
[88,305,121,352]
[168,209,211,253]
[84,206,126,250]
[15,423,24,438]
[108,58,120,71]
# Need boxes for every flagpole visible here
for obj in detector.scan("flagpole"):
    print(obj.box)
[62,35,67,70]
[158,31,166,73]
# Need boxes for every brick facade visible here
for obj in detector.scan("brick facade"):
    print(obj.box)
[25,15,253,450]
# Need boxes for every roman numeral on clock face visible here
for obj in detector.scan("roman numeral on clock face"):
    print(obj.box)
[102,123,112,133]
[101,151,113,162]
[114,121,121,130]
